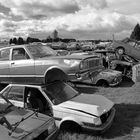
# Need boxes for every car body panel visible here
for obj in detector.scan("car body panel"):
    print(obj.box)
[58,94,114,116]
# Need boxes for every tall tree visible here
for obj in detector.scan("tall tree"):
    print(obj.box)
[9,38,13,44]
[17,37,24,45]
[12,37,17,44]
[130,23,140,40]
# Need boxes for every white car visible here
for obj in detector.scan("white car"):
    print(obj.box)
[0,81,115,132]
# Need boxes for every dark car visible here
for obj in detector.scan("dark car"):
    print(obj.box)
[0,94,58,140]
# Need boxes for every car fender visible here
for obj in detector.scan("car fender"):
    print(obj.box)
[44,66,68,83]
[59,116,83,128]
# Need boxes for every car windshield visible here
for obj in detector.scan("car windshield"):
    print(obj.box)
[44,81,79,105]
[27,45,57,59]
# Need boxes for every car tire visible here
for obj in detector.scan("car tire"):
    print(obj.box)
[96,80,109,87]
[60,121,81,133]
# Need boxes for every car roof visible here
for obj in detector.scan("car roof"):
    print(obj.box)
[0,45,26,50]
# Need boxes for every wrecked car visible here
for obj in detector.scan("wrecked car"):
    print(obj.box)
[0,94,58,140]
[109,38,140,60]
[71,50,122,87]
[0,82,116,133]
[95,49,139,80]
[0,44,104,85]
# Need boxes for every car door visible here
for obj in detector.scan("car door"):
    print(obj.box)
[2,85,25,108]
[10,47,35,83]
[0,48,11,83]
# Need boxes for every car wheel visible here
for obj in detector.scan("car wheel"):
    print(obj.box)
[116,47,125,55]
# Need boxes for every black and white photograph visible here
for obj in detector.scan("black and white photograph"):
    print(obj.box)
[0,0,140,140]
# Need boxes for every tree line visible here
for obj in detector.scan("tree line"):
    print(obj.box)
[9,37,76,45]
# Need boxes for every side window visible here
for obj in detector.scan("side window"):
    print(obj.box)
[12,48,30,60]
[6,86,24,101]
[0,48,10,61]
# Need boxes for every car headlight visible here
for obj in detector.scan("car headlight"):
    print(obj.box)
[94,117,102,126]
[64,59,79,67]
[112,77,118,83]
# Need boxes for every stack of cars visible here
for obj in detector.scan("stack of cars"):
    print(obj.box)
[0,43,122,87]
[0,43,117,137]
[106,38,140,81]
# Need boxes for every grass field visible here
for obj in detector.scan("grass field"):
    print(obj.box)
[57,79,140,140]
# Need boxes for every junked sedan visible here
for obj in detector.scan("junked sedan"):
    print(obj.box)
[0,81,116,133]
[0,44,103,85]
[0,94,58,140]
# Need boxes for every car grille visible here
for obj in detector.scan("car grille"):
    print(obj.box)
[100,109,111,124]
[87,58,100,68]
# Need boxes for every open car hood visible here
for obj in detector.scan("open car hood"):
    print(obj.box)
[58,94,114,117]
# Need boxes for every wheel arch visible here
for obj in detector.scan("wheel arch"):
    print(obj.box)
[44,66,68,84]
[59,116,82,128]
[96,79,109,86]
[115,46,125,53]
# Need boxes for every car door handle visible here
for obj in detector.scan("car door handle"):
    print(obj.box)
[11,62,15,65]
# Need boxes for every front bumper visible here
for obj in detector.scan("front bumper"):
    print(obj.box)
[82,107,116,133]
[68,70,93,83]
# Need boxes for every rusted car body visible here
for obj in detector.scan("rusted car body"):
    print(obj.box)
[0,44,104,85]
[0,82,116,133]
[0,95,58,140]
[95,49,140,81]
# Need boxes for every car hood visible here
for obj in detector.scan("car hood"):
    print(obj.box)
[5,109,51,139]
[58,94,114,117]
[100,69,122,77]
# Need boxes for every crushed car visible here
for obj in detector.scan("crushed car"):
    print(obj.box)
[0,82,116,133]
[95,49,139,80]
[0,44,106,86]
[0,94,58,140]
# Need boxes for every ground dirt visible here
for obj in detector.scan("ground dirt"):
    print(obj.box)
[57,78,140,140]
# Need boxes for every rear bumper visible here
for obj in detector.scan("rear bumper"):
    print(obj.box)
[82,107,116,133]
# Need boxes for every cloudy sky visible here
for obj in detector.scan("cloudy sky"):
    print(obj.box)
[0,0,140,40]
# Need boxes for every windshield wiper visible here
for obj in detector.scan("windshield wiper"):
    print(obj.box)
[9,109,39,136]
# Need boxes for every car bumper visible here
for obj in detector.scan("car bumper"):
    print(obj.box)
[82,107,116,133]
[68,68,101,83]
[68,71,92,82]
[46,127,59,140]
